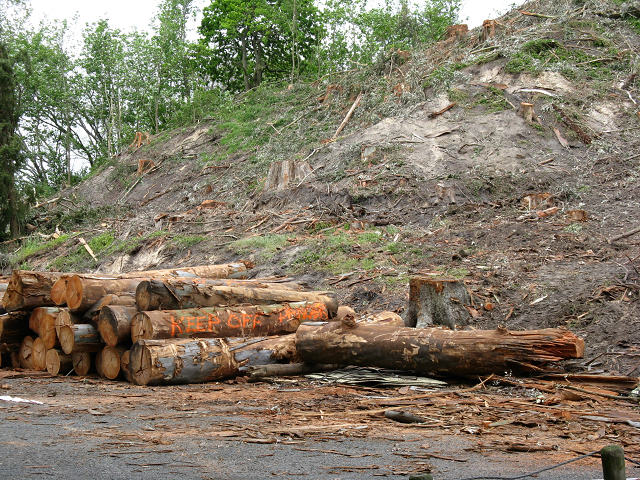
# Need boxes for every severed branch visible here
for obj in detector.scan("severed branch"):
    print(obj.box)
[428,102,456,119]
[608,225,640,244]
[331,92,363,141]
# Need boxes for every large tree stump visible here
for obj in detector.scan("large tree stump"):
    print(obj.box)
[130,301,328,342]
[403,277,471,329]
[296,321,585,376]
[263,160,313,192]
[128,334,297,386]
[3,271,65,312]
[97,306,138,347]
[135,279,337,316]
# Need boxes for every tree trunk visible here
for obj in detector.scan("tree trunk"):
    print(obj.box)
[97,345,127,380]
[73,351,91,376]
[245,362,339,379]
[29,307,61,349]
[3,271,65,312]
[115,263,249,280]
[59,324,104,354]
[54,309,83,339]
[135,280,337,316]
[295,321,585,376]
[31,337,47,371]
[130,301,328,342]
[97,305,138,347]
[135,278,302,311]
[128,334,297,386]
[1,312,30,344]
[46,348,73,375]
[18,335,35,369]
[65,276,143,312]
[403,277,471,329]
[84,293,136,323]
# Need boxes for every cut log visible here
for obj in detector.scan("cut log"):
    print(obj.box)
[135,278,303,311]
[295,321,585,375]
[1,312,30,344]
[135,279,338,316]
[18,335,35,369]
[29,307,61,349]
[97,346,127,380]
[130,301,329,342]
[94,347,104,377]
[120,350,133,383]
[403,277,471,329]
[51,275,72,305]
[245,363,339,379]
[84,293,136,323]
[46,348,73,375]
[59,324,104,354]
[358,311,404,327]
[31,337,48,371]
[97,305,138,347]
[73,352,91,375]
[3,270,65,312]
[65,276,143,312]
[54,309,84,339]
[116,263,249,280]
[128,334,297,386]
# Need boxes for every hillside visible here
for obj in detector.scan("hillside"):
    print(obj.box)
[4,0,640,374]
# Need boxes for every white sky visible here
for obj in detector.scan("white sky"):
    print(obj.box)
[29,0,518,35]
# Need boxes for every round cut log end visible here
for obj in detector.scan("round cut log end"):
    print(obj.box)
[65,276,84,311]
[18,335,35,369]
[59,325,75,354]
[98,309,119,347]
[130,312,152,343]
[101,346,123,380]
[120,350,133,383]
[50,276,69,306]
[73,352,91,376]
[32,337,47,371]
[46,349,72,375]
[135,281,152,311]
[129,342,153,386]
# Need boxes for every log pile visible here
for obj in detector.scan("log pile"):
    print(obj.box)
[0,267,589,387]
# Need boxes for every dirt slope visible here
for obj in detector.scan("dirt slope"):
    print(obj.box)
[9,0,640,374]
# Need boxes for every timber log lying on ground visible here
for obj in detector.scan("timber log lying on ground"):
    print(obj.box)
[0,267,599,387]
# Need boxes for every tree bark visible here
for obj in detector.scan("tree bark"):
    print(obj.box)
[3,271,65,312]
[135,279,337,316]
[115,263,249,280]
[31,336,47,371]
[97,305,138,347]
[59,324,104,354]
[46,348,73,375]
[18,335,35,369]
[135,278,302,311]
[403,277,471,329]
[54,309,83,339]
[1,312,30,344]
[128,334,297,385]
[72,351,91,375]
[84,293,136,323]
[65,276,143,312]
[120,350,133,383]
[130,301,328,342]
[295,321,585,375]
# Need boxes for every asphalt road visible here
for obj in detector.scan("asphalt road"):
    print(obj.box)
[0,375,630,480]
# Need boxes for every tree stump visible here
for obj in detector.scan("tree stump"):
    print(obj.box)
[263,160,312,192]
[403,277,471,329]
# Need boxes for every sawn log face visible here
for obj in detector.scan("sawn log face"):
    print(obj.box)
[295,322,585,375]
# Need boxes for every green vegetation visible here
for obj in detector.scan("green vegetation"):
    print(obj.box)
[9,234,70,267]
[48,232,114,271]
[230,234,291,261]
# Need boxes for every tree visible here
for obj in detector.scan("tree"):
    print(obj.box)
[199,0,319,91]
[0,40,24,237]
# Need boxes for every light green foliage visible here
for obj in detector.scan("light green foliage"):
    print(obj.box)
[9,234,69,266]
[230,234,290,260]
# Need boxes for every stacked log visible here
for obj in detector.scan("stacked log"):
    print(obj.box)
[0,264,589,387]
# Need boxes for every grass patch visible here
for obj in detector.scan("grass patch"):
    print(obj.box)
[230,234,290,261]
[9,234,70,267]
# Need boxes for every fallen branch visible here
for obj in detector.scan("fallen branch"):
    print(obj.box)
[428,102,456,119]
[608,225,640,244]
[331,92,362,141]
[552,104,592,144]
[519,10,557,19]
